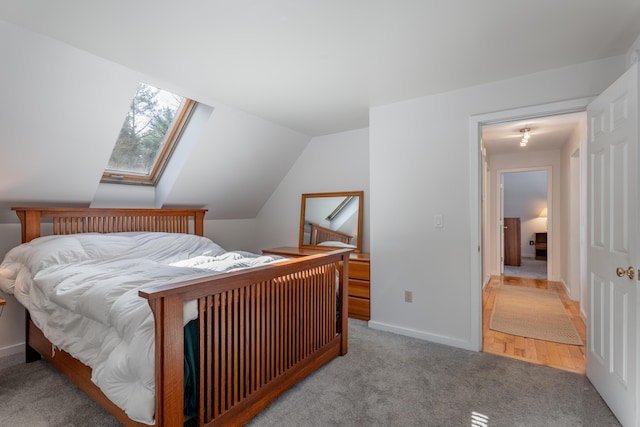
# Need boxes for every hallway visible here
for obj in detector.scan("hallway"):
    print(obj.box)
[483,275,586,374]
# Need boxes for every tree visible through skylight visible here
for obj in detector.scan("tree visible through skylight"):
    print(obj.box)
[103,82,194,185]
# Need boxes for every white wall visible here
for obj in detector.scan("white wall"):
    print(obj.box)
[369,55,625,350]
[256,128,370,253]
[204,219,258,252]
[560,117,587,302]
[0,224,24,357]
[0,20,136,214]
[481,151,491,285]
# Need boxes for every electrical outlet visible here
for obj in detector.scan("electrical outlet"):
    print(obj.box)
[404,290,413,303]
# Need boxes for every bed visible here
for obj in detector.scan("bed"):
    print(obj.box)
[1,207,350,426]
[309,223,354,246]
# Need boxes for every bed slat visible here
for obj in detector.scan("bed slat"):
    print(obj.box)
[195,265,336,423]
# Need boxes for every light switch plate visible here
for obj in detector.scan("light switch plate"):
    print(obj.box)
[434,214,444,228]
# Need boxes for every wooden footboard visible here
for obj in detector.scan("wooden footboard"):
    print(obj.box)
[14,207,349,426]
[140,249,350,426]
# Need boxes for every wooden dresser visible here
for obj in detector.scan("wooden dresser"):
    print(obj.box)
[262,246,370,321]
[535,232,548,260]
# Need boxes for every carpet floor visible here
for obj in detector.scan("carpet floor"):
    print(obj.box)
[504,257,547,279]
[0,320,620,426]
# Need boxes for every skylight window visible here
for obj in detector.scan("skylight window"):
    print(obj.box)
[102,82,196,185]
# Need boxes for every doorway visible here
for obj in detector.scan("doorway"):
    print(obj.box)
[477,111,587,373]
[469,97,591,350]
[471,66,640,425]
[501,170,548,280]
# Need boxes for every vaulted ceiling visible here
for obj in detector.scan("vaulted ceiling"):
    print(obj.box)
[2,1,640,136]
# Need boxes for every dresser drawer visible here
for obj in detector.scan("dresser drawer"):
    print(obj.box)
[348,296,370,321]
[349,260,370,281]
[348,279,370,299]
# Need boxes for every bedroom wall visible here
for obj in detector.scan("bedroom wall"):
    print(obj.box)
[0,20,136,216]
[369,55,626,350]
[256,128,370,254]
[0,224,24,357]
[204,219,258,252]
[560,118,587,303]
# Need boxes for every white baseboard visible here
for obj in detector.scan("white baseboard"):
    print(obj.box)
[0,342,24,358]
[367,320,477,352]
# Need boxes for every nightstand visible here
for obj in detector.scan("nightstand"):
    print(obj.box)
[535,232,548,260]
[262,246,371,320]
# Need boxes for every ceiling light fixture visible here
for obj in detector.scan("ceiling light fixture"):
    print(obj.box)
[519,127,531,147]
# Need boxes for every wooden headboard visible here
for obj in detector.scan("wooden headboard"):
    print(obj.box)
[310,223,353,245]
[12,207,207,243]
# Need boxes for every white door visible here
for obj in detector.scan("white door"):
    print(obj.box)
[587,63,638,427]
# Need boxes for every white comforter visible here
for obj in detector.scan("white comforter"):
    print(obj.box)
[0,232,283,424]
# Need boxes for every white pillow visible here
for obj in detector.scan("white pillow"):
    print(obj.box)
[2,235,90,273]
[317,241,356,248]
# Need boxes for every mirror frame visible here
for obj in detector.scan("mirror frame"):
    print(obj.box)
[299,191,364,252]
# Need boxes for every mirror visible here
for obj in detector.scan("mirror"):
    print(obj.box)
[299,191,363,252]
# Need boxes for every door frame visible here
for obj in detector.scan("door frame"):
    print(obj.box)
[468,97,592,351]
[498,168,551,277]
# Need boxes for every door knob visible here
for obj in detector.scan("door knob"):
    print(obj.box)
[616,266,635,280]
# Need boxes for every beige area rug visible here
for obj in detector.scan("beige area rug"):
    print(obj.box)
[490,285,583,345]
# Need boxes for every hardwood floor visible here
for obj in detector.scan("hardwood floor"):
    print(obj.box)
[483,275,586,374]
